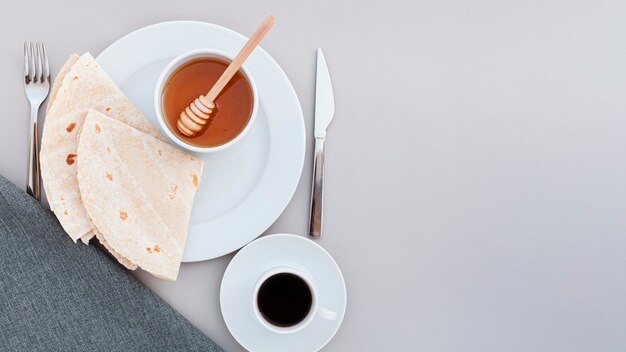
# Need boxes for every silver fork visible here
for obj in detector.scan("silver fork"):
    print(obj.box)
[23,42,50,200]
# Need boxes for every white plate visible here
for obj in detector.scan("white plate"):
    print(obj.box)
[220,234,347,352]
[96,21,306,262]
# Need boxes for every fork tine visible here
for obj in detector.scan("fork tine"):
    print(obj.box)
[41,43,50,81]
[35,42,43,83]
[28,42,35,82]
[23,42,29,81]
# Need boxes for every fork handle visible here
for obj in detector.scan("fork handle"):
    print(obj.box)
[309,138,325,238]
[27,105,40,200]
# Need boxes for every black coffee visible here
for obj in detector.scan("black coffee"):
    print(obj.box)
[257,273,313,327]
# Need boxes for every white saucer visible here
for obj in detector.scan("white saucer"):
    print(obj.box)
[220,234,347,352]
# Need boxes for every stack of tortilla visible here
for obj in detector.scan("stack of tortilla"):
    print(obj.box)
[41,53,203,281]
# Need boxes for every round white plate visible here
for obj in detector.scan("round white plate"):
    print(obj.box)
[96,21,306,262]
[221,234,347,352]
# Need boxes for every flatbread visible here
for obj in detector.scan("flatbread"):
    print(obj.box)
[77,110,202,281]
[47,54,96,246]
[47,54,79,114]
[40,53,164,242]
[48,55,93,248]
[43,53,156,269]
[93,229,137,270]
[80,233,95,244]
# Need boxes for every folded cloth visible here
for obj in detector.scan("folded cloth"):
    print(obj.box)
[0,176,223,352]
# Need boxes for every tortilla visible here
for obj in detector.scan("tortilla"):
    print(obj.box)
[46,54,96,245]
[77,110,203,281]
[47,54,79,114]
[43,54,159,269]
[93,229,137,270]
[40,53,164,242]
[79,233,94,244]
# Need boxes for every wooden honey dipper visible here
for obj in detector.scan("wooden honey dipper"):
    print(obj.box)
[177,16,275,137]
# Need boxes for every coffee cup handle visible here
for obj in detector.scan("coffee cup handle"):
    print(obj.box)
[317,306,338,321]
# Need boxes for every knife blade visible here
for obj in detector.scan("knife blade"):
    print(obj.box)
[314,49,335,138]
[309,49,334,239]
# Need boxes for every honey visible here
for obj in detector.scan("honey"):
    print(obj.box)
[162,57,253,147]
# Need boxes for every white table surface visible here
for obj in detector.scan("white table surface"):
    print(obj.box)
[3,1,626,351]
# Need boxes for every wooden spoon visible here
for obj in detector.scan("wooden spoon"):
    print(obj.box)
[177,15,275,137]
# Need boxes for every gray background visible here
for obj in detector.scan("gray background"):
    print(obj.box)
[2,0,626,351]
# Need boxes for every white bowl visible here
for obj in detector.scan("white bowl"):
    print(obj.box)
[154,49,259,153]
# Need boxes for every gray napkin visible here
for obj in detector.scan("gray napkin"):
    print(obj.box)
[0,175,223,352]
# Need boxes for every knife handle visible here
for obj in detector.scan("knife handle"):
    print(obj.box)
[309,138,325,238]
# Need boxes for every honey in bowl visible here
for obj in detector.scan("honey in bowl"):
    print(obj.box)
[161,57,254,148]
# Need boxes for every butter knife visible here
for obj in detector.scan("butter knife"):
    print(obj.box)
[309,49,335,239]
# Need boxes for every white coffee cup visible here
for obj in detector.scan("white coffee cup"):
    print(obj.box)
[252,265,338,334]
